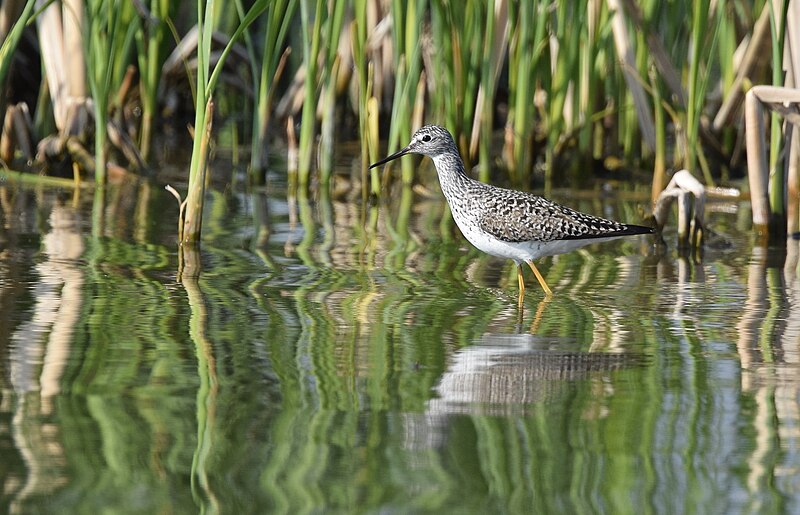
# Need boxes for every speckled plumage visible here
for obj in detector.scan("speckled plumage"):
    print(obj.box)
[449,175,646,244]
[369,125,653,297]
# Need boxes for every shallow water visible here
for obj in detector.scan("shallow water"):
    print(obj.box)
[1,166,799,514]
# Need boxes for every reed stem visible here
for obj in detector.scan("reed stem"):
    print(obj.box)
[296,0,324,190]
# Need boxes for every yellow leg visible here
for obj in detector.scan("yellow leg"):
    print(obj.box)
[517,264,525,307]
[526,261,553,296]
[530,295,553,333]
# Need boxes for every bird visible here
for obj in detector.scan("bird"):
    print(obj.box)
[369,125,653,302]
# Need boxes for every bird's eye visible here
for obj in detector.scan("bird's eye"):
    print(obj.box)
[422,134,432,142]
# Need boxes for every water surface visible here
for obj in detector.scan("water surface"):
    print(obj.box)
[1,166,799,514]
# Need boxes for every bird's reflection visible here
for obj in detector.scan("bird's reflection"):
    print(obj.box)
[403,332,647,450]
[429,333,645,415]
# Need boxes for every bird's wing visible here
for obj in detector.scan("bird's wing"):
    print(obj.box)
[477,189,633,243]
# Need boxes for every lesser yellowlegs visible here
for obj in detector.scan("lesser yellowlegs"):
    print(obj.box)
[369,125,653,300]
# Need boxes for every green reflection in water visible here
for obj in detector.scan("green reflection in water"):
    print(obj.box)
[0,181,799,514]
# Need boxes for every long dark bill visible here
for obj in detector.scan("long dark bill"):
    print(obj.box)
[368,146,411,169]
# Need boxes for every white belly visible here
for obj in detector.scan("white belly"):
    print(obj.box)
[455,217,621,263]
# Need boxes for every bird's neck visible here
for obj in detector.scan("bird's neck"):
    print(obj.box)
[431,153,470,195]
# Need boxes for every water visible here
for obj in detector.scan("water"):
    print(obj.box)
[1,167,799,514]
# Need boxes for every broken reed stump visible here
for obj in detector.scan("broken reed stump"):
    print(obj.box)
[745,86,800,243]
[653,169,706,250]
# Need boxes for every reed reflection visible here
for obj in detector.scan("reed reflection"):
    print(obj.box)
[2,180,800,513]
[735,241,800,509]
[5,196,84,510]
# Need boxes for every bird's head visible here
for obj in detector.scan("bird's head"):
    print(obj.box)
[369,125,458,169]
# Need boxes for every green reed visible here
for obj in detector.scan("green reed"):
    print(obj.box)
[0,0,783,240]
[685,0,710,176]
[716,2,737,160]
[576,0,600,161]
[547,1,586,181]
[351,0,371,197]
[295,0,324,190]
[0,1,36,99]
[475,0,504,183]
[650,68,667,202]
[182,0,268,243]
[318,55,340,187]
[506,0,546,182]
[386,0,426,185]
[429,1,482,159]
[134,0,173,162]
[317,0,346,187]
[86,0,137,184]
[768,0,790,222]
[243,0,296,182]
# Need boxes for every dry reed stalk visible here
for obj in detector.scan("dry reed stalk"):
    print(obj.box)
[0,0,31,152]
[469,0,509,160]
[606,0,656,150]
[286,115,297,175]
[0,168,94,188]
[788,127,799,235]
[36,0,88,136]
[285,115,298,247]
[165,184,187,243]
[319,55,340,183]
[788,1,800,80]
[251,47,291,175]
[0,103,34,163]
[367,66,380,196]
[653,170,706,248]
[273,65,306,119]
[745,88,770,231]
[367,95,379,165]
[713,4,771,131]
[0,106,16,163]
[11,103,33,159]
[411,71,426,130]
[620,0,685,106]
[296,0,324,187]
[352,1,372,193]
[62,0,85,100]
[0,0,30,122]
[650,69,667,205]
[582,0,600,118]
[676,190,691,248]
[106,118,146,171]
[784,1,800,235]
[36,1,69,130]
